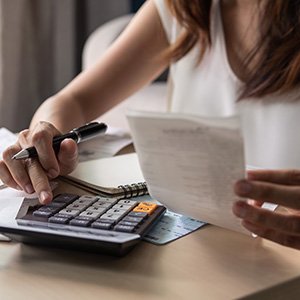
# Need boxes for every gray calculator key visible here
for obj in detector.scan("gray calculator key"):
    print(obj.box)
[99,213,122,222]
[69,218,92,227]
[106,208,127,215]
[73,216,94,222]
[118,220,140,227]
[112,203,135,210]
[86,206,107,214]
[67,203,88,211]
[73,198,97,206]
[127,211,148,219]
[92,201,113,209]
[48,216,70,224]
[118,200,137,206]
[91,222,112,230]
[44,202,66,209]
[79,210,103,219]
[114,224,135,233]
[36,206,60,213]
[122,216,144,224]
[58,208,80,217]
[98,198,118,204]
[78,195,99,202]
[33,210,55,218]
[53,194,79,204]
[94,218,115,224]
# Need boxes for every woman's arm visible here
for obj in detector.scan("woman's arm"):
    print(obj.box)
[0,0,170,203]
[31,0,170,132]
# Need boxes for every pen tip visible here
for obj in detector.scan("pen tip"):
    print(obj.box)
[11,150,29,160]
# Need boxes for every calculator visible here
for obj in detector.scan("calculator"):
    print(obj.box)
[0,193,166,256]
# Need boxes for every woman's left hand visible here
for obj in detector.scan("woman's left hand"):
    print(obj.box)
[233,169,300,249]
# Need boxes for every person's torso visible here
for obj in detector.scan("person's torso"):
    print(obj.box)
[155,0,300,169]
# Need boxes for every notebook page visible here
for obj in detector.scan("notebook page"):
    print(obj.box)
[66,153,145,192]
[127,111,248,234]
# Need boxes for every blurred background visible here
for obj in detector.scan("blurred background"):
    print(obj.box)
[0,0,146,132]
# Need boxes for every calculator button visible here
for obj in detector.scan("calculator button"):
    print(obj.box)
[133,202,158,215]
[78,195,99,202]
[79,210,103,219]
[98,197,118,204]
[33,210,55,218]
[94,218,115,225]
[44,202,66,209]
[48,216,70,224]
[99,213,122,222]
[113,203,135,210]
[52,194,79,204]
[35,206,60,214]
[86,206,107,214]
[52,213,72,218]
[73,216,94,222]
[106,208,127,215]
[127,211,148,219]
[67,203,88,211]
[91,222,113,230]
[118,220,140,227]
[69,217,92,227]
[73,198,97,206]
[114,224,135,233]
[92,201,113,209]
[122,216,144,224]
[58,209,80,217]
[117,200,137,206]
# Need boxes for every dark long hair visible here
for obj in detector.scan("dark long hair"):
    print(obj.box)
[166,0,300,99]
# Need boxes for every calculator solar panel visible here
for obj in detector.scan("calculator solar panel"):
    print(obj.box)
[0,194,166,256]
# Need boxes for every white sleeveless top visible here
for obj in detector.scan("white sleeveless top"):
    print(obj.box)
[155,0,300,169]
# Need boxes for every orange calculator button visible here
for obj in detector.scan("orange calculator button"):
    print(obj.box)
[133,202,157,215]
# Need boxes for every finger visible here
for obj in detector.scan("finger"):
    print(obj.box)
[241,220,300,250]
[234,179,300,209]
[18,129,30,145]
[2,145,34,193]
[247,169,300,185]
[28,122,61,178]
[0,160,21,190]
[26,159,52,204]
[57,139,78,175]
[233,200,300,236]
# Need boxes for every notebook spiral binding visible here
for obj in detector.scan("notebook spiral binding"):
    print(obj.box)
[118,182,148,199]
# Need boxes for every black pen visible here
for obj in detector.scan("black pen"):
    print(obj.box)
[12,122,108,160]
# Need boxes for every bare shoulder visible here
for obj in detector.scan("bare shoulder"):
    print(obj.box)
[115,0,169,52]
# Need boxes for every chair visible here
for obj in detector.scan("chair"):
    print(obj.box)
[82,14,168,131]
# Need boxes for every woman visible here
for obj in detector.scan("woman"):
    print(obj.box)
[1,0,300,249]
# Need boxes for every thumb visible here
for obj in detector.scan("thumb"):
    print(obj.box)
[57,139,78,175]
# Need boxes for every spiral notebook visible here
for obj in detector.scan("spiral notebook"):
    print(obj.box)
[61,153,148,198]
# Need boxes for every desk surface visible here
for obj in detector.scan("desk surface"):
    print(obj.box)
[0,181,300,300]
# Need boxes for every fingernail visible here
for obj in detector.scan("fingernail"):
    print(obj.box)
[40,191,51,204]
[247,199,256,205]
[47,169,58,178]
[235,180,252,196]
[25,184,34,194]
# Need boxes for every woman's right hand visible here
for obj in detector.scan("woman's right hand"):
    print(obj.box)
[0,121,78,204]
